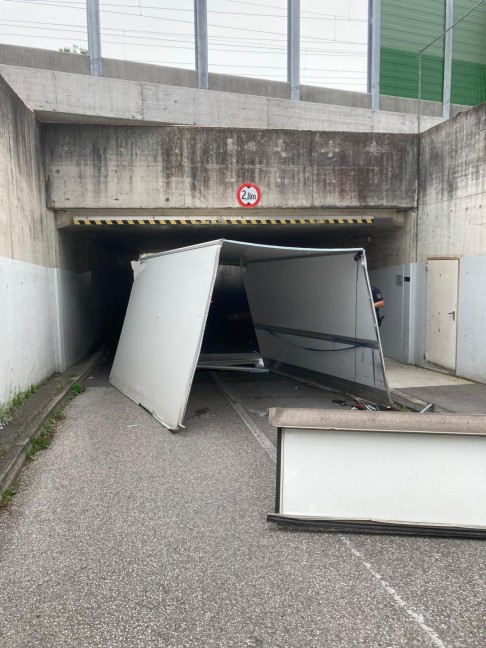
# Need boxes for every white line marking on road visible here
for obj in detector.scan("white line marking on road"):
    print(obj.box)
[340,535,447,648]
[210,372,276,462]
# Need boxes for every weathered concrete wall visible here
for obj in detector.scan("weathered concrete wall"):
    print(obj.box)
[412,102,486,380]
[0,66,444,134]
[0,43,468,117]
[43,125,417,210]
[0,76,58,400]
[0,77,129,403]
[418,104,486,260]
[0,77,56,266]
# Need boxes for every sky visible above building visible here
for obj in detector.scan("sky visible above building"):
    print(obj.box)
[0,0,368,90]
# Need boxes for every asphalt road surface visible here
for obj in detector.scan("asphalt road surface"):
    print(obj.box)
[0,363,485,647]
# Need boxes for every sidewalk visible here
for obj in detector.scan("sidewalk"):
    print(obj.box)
[0,349,104,494]
[385,357,486,414]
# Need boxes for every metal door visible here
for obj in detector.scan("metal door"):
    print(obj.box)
[426,258,459,371]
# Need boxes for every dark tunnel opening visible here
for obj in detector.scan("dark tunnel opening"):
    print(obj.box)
[201,265,260,355]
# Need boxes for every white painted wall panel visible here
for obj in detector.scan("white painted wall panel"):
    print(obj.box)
[0,256,57,402]
[54,268,96,372]
[0,256,105,403]
[457,255,486,383]
[369,264,410,363]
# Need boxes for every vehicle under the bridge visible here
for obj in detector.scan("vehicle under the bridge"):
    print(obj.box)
[109,239,390,430]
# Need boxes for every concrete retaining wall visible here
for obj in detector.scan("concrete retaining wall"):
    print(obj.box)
[43,125,417,210]
[414,103,486,380]
[419,103,486,261]
[0,77,128,403]
[0,76,57,401]
[370,103,486,380]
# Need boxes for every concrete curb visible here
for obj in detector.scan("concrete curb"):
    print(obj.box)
[391,388,449,414]
[0,349,105,499]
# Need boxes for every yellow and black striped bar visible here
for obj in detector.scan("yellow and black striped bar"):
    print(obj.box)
[73,217,375,226]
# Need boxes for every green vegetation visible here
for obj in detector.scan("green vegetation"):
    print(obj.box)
[70,382,84,398]
[1,485,17,508]
[1,377,87,510]
[59,44,88,55]
[27,403,67,460]
[26,380,84,461]
[0,384,41,429]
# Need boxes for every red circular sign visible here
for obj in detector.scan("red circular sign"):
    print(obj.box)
[236,183,261,209]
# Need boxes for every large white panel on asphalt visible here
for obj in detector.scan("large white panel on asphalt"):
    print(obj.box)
[110,242,221,430]
[270,409,486,533]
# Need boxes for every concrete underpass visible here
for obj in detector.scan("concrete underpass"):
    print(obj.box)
[2,46,486,648]
[54,211,406,365]
[45,119,414,377]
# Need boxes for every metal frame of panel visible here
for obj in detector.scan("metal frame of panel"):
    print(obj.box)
[268,408,486,538]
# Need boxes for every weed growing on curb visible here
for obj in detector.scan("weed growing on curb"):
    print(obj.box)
[27,404,68,461]
[70,382,84,398]
[0,402,12,429]
[1,485,17,507]
[0,383,41,429]
[1,378,87,511]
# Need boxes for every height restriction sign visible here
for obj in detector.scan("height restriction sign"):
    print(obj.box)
[236,183,261,208]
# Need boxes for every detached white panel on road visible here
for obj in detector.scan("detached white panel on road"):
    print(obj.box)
[111,240,389,430]
[110,242,221,430]
[269,409,486,536]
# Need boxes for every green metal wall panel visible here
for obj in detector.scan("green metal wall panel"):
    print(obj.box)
[380,0,486,105]
[380,0,445,101]
[451,0,486,104]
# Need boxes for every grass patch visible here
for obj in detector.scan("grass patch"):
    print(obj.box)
[0,383,41,429]
[1,485,17,508]
[70,382,84,398]
[27,403,68,461]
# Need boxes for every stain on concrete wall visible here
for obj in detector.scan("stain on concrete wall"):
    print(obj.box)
[0,77,56,266]
[43,125,417,211]
[0,78,131,400]
[419,103,486,260]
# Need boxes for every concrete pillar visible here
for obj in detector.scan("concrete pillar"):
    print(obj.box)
[86,0,102,76]
[370,0,381,111]
[287,0,300,100]
[195,0,208,90]
[443,0,454,119]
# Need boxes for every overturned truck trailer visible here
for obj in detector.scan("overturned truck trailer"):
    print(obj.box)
[110,240,391,430]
